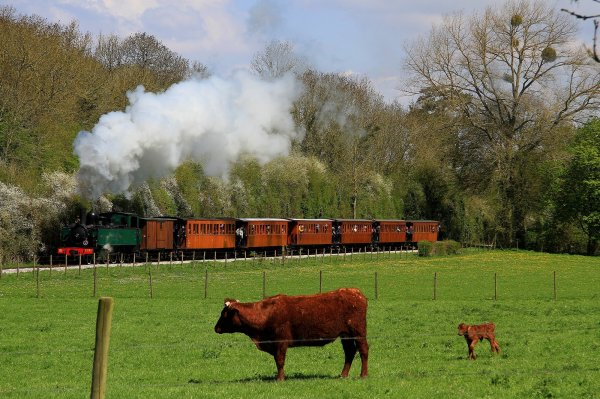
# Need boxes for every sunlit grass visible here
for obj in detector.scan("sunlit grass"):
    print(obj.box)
[0,249,598,398]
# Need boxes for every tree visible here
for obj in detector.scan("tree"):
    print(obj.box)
[561,0,600,62]
[120,32,190,89]
[251,40,305,79]
[555,119,600,255]
[404,0,600,247]
[292,70,385,218]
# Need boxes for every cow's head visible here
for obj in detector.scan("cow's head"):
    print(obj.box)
[457,323,468,336]
[214,298,241,334]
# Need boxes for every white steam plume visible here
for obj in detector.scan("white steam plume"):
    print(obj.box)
[74,71,303,199]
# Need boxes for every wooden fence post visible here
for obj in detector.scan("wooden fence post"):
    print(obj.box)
[36,260,40,299]
[319,270,323,293]
[494,273,497,301]
[204,269,208,299]
[148,266,153,299]
[93,260,97,298]
[90,297,114,399]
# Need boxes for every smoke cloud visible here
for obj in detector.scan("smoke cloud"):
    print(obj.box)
[74,71,303,199]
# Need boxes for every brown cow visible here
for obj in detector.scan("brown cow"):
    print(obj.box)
[458,322,501,359]
[214,288,369,381]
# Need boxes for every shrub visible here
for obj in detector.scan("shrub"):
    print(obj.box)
[433,241,447,255]
[418,241,433,257]
[445,240,461,255]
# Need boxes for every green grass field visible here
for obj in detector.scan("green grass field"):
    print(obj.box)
[0,249,599,398]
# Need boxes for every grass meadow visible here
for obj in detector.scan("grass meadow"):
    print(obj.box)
[0,249,599,398]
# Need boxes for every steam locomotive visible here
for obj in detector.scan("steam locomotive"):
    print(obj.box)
[57,211,439,259]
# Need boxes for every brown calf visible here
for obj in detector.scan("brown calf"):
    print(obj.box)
[457,322,500,359]
[214,288,369,381]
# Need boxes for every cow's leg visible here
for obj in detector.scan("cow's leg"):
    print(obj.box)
[356,337,369,378]
[274,344,288,381]
[340,338,357,378]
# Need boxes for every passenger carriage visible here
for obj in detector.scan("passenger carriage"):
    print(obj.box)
[333,219,373,247]
[236,218,289,250]
[178,218,236,250]
[287,219,333,248]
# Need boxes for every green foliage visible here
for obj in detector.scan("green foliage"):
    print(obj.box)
[555,119,600,255]
[541,46,557,62]
[510,14,523,26]
[419,240,461,257]
[147,180,177,216]
[418,240,433,256]
[174,161,205,216]
[435,240,461,255]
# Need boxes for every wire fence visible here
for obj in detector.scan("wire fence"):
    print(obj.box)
[0,256,598,301]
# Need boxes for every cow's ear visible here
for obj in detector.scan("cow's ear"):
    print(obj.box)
[224,298,239,307]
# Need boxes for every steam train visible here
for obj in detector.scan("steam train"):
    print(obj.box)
[57,211,439,259]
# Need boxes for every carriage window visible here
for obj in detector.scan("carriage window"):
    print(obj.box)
[193,224,198,235]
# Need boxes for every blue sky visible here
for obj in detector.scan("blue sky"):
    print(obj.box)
[3,0,596,102]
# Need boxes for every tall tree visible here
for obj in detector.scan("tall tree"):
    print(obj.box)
[251,40,305,79]
[293,70,384,218]
[404,0,600,247]
[555,119,600,255]
[120,32,189,89]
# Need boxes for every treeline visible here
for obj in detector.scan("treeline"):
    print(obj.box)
[0,1,598,262]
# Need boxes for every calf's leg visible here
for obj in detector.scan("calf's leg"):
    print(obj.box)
[467,337,478,359]
[491,337,501,354]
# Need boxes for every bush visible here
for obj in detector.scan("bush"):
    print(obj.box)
[418,241,433,257]
[444,240,461,255]
[419,240,461,257]
[433,241,447,255]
